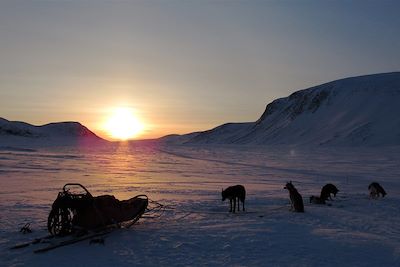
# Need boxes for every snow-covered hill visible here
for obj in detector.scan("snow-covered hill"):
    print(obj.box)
[166,72,400,146]
[0,118,106,147]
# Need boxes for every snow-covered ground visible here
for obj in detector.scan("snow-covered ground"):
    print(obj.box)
[1,143,400,266]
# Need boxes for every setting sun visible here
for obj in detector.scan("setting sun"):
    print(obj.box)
[104,107,144,140]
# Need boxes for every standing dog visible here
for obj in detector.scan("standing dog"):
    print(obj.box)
[320,183,339,202]
[284,182,304,212]
[368,182,386,198]
[221,185,246,213]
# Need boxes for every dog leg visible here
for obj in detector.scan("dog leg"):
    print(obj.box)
[229,199,232,212]
[233,198,236,213]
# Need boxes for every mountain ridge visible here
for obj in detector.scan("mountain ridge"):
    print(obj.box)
[163,72,400,146]
[0,118,106,146]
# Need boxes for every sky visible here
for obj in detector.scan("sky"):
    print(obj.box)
[1,0,400,140]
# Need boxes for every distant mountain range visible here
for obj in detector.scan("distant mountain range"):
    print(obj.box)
[163,72,400,146]
[0,118,106,147]
[2,72,400,148]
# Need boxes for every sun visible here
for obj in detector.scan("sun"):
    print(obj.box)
[104,107,144,140]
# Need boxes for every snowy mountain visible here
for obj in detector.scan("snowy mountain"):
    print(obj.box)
[0,118,106,147]
[165,72,400,146]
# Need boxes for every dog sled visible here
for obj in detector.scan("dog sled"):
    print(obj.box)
[11,183,149,253]
[47,183,148,236]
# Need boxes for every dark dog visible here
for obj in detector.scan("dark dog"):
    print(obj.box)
[309,195,326,205]
[284,182,304,212]
[221,185,246,213]
[368,182,386,198]
[320,183,339,202]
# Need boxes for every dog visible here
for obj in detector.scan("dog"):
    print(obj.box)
[309,195,326,205]
[368,182,386,198]
[320,183,339,202]
[221,185,246,213]
[284,182,304,212]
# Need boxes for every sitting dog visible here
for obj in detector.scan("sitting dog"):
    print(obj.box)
[309,195,326,204]
[368,182,386,198]
[320,183,339,202]
[284,182,304,212]
[221,185,246,213]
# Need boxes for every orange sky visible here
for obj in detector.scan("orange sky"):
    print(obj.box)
[1,1,400,141]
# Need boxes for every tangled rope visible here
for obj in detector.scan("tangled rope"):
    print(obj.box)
[142,199,170,219]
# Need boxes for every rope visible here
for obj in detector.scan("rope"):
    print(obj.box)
[141,197,296,219]
[20,223,32,234]
[142,199,169,219]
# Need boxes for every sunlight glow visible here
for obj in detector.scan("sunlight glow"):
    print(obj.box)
[105,107,144,140]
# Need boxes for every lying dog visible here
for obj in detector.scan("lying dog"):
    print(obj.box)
[221,185,246,212]
[309,195,326,205]
[284,181,304,212]
[368,182,386,198]
[320,183,339,202]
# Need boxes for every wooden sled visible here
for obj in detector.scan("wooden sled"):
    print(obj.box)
[47,183,148,236]
[11,183,151,253]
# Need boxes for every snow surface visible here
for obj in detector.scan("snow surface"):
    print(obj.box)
[1,142,400,266]
[166,72,400,146]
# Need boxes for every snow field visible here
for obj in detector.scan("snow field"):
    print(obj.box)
[1,143,399,266]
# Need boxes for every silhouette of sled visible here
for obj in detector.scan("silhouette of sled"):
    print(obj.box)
[47,183,148,237]
[10,183,151,253]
